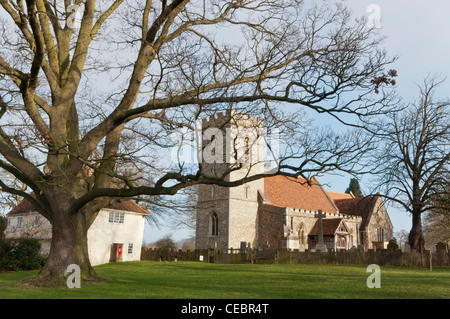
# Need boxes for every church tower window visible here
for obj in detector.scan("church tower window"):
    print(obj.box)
[210,212,219,236]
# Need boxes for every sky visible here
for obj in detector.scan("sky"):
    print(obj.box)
[144,0,450,243]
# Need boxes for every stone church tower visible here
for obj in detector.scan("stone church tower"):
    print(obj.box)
[195,109,265,250]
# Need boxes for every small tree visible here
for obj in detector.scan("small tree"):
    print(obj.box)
[435,242,447,252]
[155,235,177,250]
[387,238,399,250]
[345,178,363,197]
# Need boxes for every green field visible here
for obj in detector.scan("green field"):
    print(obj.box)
[0,261,448,299]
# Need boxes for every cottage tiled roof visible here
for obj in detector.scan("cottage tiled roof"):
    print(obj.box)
[333,196,377,229]
[107,199,150,215]
[309,218,345,236]
[263,175,338,213]
[6,194,36,216]
[7,194,150,216]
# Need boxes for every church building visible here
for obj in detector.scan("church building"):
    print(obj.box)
[195,110,393,251]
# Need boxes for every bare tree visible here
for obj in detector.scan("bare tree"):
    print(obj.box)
[0,0,398,280]
[372,76,450,252]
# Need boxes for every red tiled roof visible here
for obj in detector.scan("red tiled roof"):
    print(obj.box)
[107,199,150,215]
[325,190,354,201]
[333,196,376,229]
[309,218,345,236]
[263,175,338,213]
[6,194,36,216]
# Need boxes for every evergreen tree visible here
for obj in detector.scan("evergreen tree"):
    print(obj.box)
[345,178,363,197]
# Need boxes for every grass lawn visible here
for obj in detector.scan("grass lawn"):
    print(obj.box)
[0,261,448,299]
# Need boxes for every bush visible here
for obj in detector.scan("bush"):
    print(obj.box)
[436,242,447,252]
[0,238,43,271]
[0,238,14,262]
[387,239,399,250]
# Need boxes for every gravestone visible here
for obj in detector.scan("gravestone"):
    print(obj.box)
[404,242,411,252]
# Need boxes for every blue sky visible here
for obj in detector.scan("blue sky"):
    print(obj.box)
[144,0,450,243]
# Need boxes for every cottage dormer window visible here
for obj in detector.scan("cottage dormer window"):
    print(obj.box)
[109,211,125,224]
[17,216,23,228]
[34,215,41,226]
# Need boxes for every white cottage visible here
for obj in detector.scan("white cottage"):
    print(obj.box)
[4,196,150,266]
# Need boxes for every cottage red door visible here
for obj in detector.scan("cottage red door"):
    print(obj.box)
[110,243,124,262]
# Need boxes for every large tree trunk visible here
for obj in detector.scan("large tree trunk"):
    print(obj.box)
[39,198,95,280]
[409,213,425,252]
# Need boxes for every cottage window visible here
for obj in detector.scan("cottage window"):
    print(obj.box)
[128,243,134,254]
[17,216,23,228]
[109,211,125,224]
[34,216,40,226]
[7,217,11,227]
